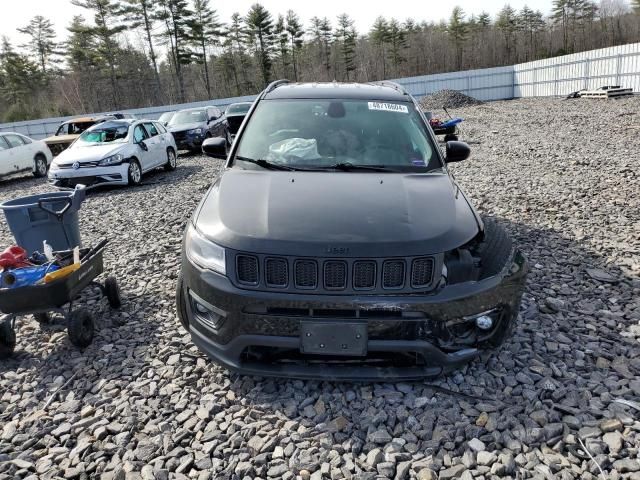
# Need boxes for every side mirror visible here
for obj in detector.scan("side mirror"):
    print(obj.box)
[138,140,148,151]
[209,116,217,122]
[202,137,227,158]
[445,141,470,163]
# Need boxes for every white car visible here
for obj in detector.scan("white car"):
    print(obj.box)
[48,119,178,189]
[0,132,53,179]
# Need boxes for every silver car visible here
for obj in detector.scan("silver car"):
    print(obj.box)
[49,119,177,189]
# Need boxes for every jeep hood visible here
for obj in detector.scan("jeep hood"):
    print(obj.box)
[195,170,480,257]
[54,144,125,165]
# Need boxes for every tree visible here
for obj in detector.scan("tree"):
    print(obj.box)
[225,12,254,92]
[370,17,390,78]
[309,16,332,80]
[496,5,519,62]
[518,6,546,60]
[387,19,407,76]
[335,14,357,81]
[286,10,304,81]
[155,0,194,103]
[190,0,223,98]
[71,0,126,108]
[245,3,274,86]
[17,16,59,74]
[447,6,468,69]
[0,37,44,120]
[119,0,163,99]
[274,15,290,77]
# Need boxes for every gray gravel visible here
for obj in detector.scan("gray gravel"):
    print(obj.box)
[1,95,639,479]
[419,90,484,110]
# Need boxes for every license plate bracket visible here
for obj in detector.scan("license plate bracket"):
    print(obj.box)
[300,321,368,356]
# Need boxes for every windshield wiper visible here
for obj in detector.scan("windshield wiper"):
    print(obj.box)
[234,156,300,171]
[324,162,398,172]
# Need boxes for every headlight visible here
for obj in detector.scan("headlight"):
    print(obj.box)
[98,153,124,166]
[187,128,203,135]
[185,224,226,275]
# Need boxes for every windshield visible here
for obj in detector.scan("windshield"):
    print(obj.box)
[169,110,206,125]
[56,121,96,136]
[233,99,440,171]
[76,123,129,145]
[226,103,251,115]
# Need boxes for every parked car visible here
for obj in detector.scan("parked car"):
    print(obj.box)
[221,102,253,144]
[48,119,177,189]
[44,115,115,156]
[176,80,528,380]
[158,111,175,126]
[0,132,53,179]
[167,106,224,153]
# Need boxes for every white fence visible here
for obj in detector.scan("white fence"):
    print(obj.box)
[1,43,638,140]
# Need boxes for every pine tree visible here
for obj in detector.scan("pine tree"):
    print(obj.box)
[0,37,44,120]
[155,0,194,103]
[387,19,407,77]
[119,0,163,99]
[226,12,254,92]
[190,0,223,98]
[371,17,390,78]
[447,6,467,69]
[285,10,304,81]
[17,16,60,74]
[496,5,518,62]
[71,0,126,108]
[245,3,274,86]
[274,15,289,77]
[552,0,570,53]
[335,14,357,81]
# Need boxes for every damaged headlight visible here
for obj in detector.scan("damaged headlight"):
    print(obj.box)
[98,153,124,166]
[187,128,203,135]
[185,224,226,275]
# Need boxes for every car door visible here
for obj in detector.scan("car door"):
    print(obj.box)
[0,136,12,176]
[207,107,222,136]
[132,124,153,171]
[142,122,164,166]
[3,134,28,171]
[16,134,37,168]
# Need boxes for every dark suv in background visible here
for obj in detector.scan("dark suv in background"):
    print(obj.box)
[177,80,527,380]
[167,106,225,153]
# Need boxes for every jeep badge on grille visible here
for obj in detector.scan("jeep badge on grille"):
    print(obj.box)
[325,246,350,255]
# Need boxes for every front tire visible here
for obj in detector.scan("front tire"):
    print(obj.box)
[164,148,177,171]
[33,155,48,177]
[127,159,142,186]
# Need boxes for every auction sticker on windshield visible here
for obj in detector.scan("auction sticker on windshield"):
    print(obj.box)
[368,102,409,113]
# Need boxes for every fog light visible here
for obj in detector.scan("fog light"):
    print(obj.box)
[189,291,226,330]
[475,315,493,330]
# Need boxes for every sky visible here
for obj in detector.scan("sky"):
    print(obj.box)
[1,0,555,47]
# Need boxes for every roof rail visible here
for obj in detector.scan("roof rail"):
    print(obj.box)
[372,81,409,96]
[264,79,290,94]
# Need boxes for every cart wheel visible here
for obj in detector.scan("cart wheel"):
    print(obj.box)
[0,319,16,358]
[104,277,122,309]
[33,312,51,325]
[67,308,94,349]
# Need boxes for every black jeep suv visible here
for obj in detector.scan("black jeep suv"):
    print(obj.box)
[177,80,527,380]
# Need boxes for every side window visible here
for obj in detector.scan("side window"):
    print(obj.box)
[18,135,32,144]
[56,124,68,135]
[133,125,148,143]
[0,136,9,150]
[144,122,159,137]
[5,134,25,148]
[154,122,166,134]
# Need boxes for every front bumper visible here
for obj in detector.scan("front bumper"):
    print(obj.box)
[172,132,204,151]
[179,250,528,380]
[48,163,129,188]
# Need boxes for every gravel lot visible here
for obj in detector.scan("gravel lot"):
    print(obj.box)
[1,95,639,480]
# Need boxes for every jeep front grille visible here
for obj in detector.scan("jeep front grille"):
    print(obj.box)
[265,258,288,287]
[411,258,434,288]
[294,260,317,289]
[353,261,376,290]
[324,261,347,290]
[236,255,259,285]
[383,260,405,289]
[230,252,438,294]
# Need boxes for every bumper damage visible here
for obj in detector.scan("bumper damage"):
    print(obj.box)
[48,163,129,189]
[179,250,528,381]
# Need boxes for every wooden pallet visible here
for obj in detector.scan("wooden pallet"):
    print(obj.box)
[579,87,633,99]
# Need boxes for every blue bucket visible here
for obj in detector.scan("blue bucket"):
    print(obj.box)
[0,185,86,254]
